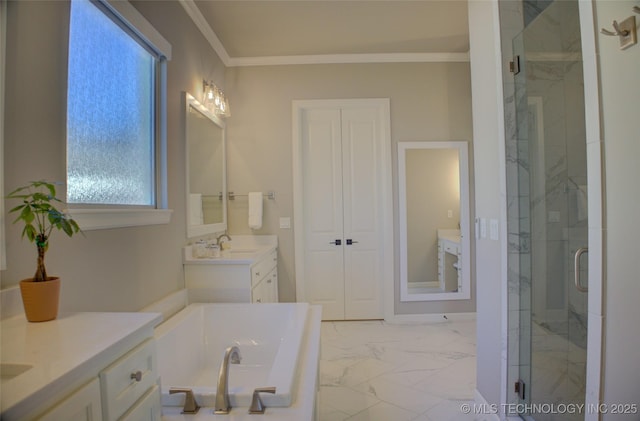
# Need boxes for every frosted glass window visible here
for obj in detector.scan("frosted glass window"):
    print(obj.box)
[67,0,157,206]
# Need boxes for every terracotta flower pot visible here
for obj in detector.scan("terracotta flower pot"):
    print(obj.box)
[19,277,61,322]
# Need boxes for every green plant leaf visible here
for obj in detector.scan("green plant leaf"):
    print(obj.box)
[22,224,36,242]
[19,206,35,224]
[9,204,26,214]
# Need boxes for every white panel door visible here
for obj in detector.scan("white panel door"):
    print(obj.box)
[299,103,386,320]
[341,107,384,319]
[301,108,346,320]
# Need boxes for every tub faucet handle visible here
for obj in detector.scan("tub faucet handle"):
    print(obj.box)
[169,388,200,414]
[249,387,276,414]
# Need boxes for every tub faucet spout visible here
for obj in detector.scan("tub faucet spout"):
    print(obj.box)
[214,346,241,414]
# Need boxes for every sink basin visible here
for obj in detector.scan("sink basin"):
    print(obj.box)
[0,363,33,384]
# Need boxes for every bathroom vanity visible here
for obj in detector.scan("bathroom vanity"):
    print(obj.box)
[0,311,163,421]
[183,235,278,304]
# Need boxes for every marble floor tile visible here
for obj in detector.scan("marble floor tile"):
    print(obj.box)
[347,401,419,421]
[319,319,477,420]
[319,385,380,416]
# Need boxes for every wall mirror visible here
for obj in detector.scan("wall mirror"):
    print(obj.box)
[185,92,226,238]
[399,141,471,302]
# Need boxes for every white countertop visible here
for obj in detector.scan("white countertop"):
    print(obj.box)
[184,235,277,265]
[437,229,461,245]
[0,311,162,420]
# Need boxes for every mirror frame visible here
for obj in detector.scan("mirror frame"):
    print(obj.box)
[398,141,471,302]
[184,92,227,238]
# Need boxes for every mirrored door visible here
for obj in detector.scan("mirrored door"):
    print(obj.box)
[513,1,588,418]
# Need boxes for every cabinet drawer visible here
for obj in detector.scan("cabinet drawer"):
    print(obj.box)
[100,339,157,421]
[120,384,161,421]
[251,249,277,287]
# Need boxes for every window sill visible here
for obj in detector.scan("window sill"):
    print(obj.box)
[65,208,173,231]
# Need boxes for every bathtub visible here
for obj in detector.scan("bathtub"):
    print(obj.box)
[154,302,309,409]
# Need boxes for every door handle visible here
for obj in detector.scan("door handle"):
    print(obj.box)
[346,239,359,245]
[574,247,588,292]
[330,239,342,245]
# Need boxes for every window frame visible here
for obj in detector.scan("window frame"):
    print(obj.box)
[65,0,172,230]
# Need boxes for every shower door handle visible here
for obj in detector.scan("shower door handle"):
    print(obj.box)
[574,247,589,292]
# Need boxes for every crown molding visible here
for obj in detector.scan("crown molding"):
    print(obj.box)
[179,0,231,66]
[228,52,469,67]
[180,0,470,67]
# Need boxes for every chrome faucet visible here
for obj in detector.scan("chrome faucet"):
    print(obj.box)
[216,232,231,247]
[214,346,241,414]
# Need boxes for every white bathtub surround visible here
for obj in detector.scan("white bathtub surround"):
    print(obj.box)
[160,303,322,420]
[318,319,476,421]
[156,303,306,407]
[0,311,162,420]
[140,288,188,321]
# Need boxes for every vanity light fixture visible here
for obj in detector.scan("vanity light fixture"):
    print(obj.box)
[202,79,231,117]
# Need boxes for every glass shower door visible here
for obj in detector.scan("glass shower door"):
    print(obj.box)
[513,1,588,419]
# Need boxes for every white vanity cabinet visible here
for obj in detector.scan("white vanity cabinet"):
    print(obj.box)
[185,247,279,303]
[99,338,160,421]
[36,378,102,421]
[0,312,162,421]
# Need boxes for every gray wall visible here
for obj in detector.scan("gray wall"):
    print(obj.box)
[2,1,474,317]
[224,62,475,313]
[2,0,225,311]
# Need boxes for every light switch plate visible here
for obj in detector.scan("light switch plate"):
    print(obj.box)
[279,217,291,229]
[490,219,499,241]
[480,218,487,239]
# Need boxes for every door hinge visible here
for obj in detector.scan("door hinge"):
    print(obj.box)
[510,56,521,75]
[514,379,526,400]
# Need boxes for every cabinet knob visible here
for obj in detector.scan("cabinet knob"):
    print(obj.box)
[267,279,271,284]
[256,299,262,303]
[255,271,261,277]
[130,370,142,382]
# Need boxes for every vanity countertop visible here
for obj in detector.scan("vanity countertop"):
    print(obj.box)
[183,234,278,265]
[437,229,461,245]
[0,311,162,420]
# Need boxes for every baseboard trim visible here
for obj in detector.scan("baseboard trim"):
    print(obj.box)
[386,312,476,324]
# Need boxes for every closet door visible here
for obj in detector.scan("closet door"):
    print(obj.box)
[298,103,386,321]
[341,108,384,319]
[301,108,345,320]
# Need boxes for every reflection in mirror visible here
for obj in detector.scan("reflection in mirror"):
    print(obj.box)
[185,92,226,238]
[399,141,471,302]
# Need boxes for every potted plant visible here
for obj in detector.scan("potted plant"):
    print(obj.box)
[7,180,81,322]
